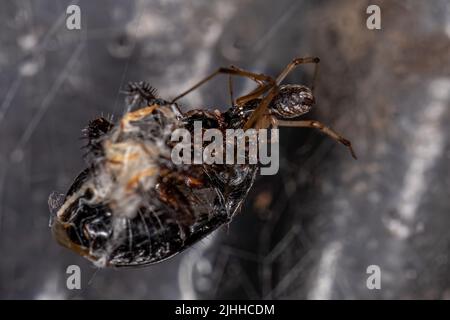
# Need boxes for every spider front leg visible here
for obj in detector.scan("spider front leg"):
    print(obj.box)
[227,65,275,106]
[273,118,357,159]
[170,66,275,104]
[276,56,320,92]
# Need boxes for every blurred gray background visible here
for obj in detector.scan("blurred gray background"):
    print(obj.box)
[0,0,449,299]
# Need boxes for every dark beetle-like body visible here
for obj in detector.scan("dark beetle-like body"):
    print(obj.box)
[50,97,258,267]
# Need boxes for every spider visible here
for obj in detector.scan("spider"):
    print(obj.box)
[48,57,356,267]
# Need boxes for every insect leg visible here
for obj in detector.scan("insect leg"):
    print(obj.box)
[273,118,357,159]
[170,67,275,104]
[122,82,159,112]
[120,104,158,130]
[124,82,158,101]
[82,117,114,159]
[84,117,114,140]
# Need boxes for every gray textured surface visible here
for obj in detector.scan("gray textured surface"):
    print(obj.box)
[0,0,449,299]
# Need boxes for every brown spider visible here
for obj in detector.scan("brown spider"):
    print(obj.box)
[171,56,356,159]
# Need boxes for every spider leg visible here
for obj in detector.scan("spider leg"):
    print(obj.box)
[243,86,279,130]
[235,82,274,106]
[228,65,273,85]
[227,65,275,106]
[276,56,320,92]
[273,118,357,159]
[170,66,275,104]
[228,74,234,107]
